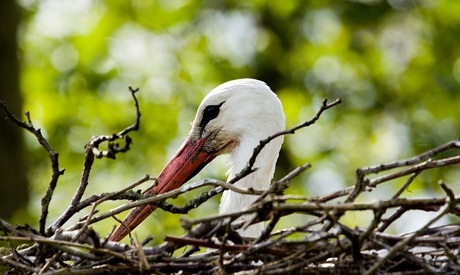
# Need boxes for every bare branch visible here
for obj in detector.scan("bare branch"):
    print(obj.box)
[49,87,142,234]
[0,101,64,236]
[234,98,341,181]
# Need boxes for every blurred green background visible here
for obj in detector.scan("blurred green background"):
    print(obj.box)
[1,0,459,243]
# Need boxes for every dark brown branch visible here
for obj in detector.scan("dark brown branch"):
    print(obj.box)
[49,87,142,233]
[274,195,459,213]
[359,140,460,175]
[234,98,341,181]
[0,101,64,236]
[163,235,288,254]
[156,163,311,215]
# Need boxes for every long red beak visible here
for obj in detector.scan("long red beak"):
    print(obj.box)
[109,136,216,242]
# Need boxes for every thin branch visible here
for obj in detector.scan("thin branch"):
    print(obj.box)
[274,195,459,213]
[368,156,460,187]
[0,101,64,236]
[359,140,460,175]
[49,87,142,234]
[73,177,267,229]
[234,98,341,181]
[51,175,151,231]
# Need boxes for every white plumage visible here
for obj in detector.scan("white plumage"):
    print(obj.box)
[110,78,285,241]
[195,79,285,236]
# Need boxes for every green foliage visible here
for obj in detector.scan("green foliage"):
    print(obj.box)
[14,0,460,241]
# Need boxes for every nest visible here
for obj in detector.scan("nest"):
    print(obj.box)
[1,88,460,274]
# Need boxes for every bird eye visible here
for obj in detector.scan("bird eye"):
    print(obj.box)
[199,101,225,128]
[203,105,220,119]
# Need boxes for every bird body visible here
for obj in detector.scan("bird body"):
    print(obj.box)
[109,78,285,241]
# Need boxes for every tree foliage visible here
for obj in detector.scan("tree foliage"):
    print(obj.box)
[8,0,460,241]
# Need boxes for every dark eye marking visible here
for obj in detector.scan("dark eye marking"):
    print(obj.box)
[199,101,225,129]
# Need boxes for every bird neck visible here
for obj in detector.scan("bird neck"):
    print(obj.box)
[219,136,283,237]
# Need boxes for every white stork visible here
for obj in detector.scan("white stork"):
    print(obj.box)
[109,78,285,241]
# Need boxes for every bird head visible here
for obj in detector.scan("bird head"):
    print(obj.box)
[190,79,285,156]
